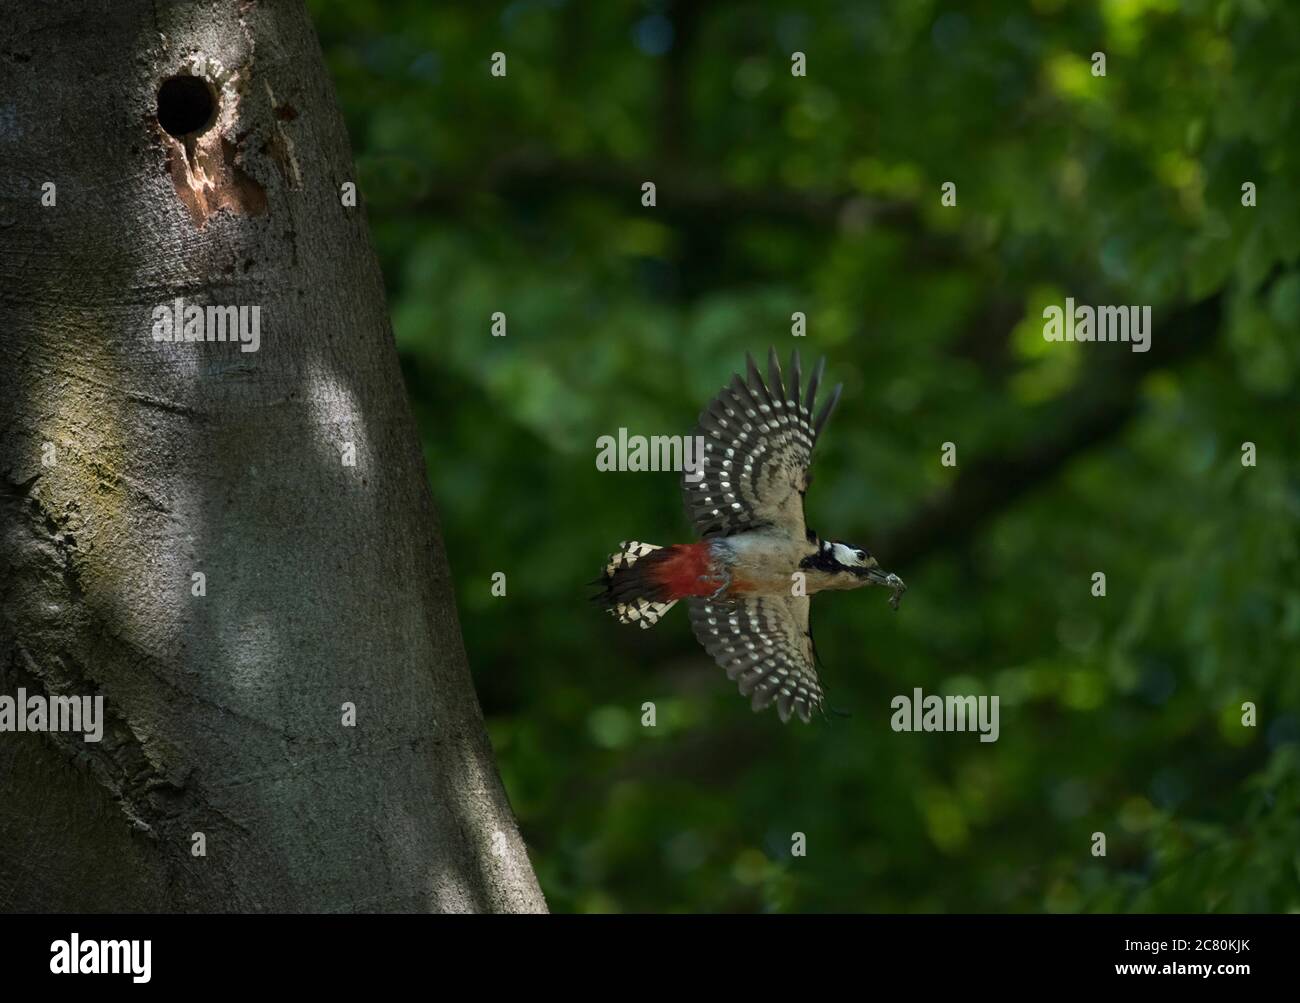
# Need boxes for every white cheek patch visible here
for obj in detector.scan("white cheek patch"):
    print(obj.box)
[831,543,863,567]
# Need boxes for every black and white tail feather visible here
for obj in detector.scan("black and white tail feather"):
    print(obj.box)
[597,540,677,628]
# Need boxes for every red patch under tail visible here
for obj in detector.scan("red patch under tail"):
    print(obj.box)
[642,543,717,600]
[597,542,719,611]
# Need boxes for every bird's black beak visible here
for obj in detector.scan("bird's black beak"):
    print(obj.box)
[866,567,907,610]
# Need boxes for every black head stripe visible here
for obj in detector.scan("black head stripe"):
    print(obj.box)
[799,548,840,573]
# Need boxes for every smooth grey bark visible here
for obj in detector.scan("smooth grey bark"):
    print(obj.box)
[0,0,546,912]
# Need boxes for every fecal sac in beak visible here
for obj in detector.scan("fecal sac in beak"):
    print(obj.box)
[866,567,907,610]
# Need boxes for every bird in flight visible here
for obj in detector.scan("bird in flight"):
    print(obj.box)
[597,348,906,724]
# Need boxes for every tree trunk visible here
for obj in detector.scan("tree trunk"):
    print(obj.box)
[0,0,545,913]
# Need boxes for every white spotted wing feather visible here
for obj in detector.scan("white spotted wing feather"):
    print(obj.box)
[682,347,842,540]
[687,594,823,723]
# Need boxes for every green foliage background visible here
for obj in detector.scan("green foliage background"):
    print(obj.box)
[306,0,1300,912]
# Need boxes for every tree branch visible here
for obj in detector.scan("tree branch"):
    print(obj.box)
[419,150,925,231]
[879,288,1231,569]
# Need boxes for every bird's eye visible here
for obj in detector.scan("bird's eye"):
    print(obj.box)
[856,550,867,562]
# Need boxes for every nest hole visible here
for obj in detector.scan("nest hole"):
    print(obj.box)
[157,75,218,138]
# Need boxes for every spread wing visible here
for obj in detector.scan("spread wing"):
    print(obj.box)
[686,594,824,724]
[682,347,842,539]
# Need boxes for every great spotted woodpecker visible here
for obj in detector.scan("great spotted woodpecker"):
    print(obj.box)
[597,348,906,724]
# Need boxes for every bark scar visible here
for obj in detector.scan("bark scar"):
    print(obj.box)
[263,81,302,190]
[0,478,189,838]
[168,133,267,228]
